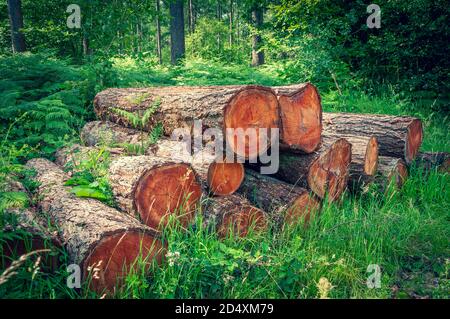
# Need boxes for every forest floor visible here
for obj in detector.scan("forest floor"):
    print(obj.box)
[0,54,448,299]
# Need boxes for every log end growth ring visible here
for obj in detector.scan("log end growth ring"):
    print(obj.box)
[218,207,267,238]
[224,87,279,160]
[285,193,321,226]
[364,136,379,175]
[388,159,409,189]
[207,161,245,196]
[308,138,352,202]
[83,230,164,294]
[279,83,322,153]
[134,163,203,229]
[405,119,423,163]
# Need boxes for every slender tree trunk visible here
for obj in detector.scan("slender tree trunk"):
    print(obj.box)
[229,0,233,47]
[189,0,195,33]
[251,6,264,67]
[170,0,186,64]
[155,0,163,64]
[7,0,26,53]
[82,34,91,56]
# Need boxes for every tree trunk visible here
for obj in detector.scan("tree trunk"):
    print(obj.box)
[273,84,322,153]
[25,158,164,294]
[229,0,233,47]
[415,152,450,173]
[93,86,279,160]
[377,156,408,190]
[79,121,245,196]
[322,112,423,164]
[238,170,321,226]
[321,133,379,190]
[7,0,26,53]
[251,6,264,67]
[204,194,267,238]
[170,0,185,64]
[251,138,352,202]
[155,0,162,64]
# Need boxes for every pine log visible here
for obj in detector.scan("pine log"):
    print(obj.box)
[80,121,245,196]
[203,194,267,238]
[250,138,352,202]
[93,86,279,160]
[321,133,379,190]
[415,152,450,173]
[238,170,321,226]
[273,83,322,153]
[1,180,60,270]
[25,158,164,293]
[377,156,408,190]
[108,156,203,229]
[322,112,423,164]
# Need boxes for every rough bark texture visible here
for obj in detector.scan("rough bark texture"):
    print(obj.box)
[251,7,264,66]
[251,138,352,202]
[322,133,379,190]
[272,84,323,153]
[377,156,408,190]
[238,170,321,226]
[25,158,164,293]
[203,194,267,238]
[93,86,279,159]
[415,152,450,173]
[322,112,423,164]
[80,121,245,196]
[108,155,203,229]
[1,180,60,270]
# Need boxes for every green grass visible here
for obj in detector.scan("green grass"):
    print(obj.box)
[0,55,449,299]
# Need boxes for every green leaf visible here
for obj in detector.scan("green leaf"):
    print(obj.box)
[69,185,108,201]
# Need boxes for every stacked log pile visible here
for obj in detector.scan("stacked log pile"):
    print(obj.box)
[14,82,437,294]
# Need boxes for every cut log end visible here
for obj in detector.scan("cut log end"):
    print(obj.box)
[278,84,322,153]
[285,193,321,225]
[134,163,203,229]
[406,119,423,163]
[218,207,267,238]
[308,138,352,202]
[364,136,379,175]
[83,230,164,294]
[387,159,408,189]
[224,87,279,159]
[207,161,245,196]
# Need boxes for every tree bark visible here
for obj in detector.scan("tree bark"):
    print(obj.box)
[7,0,26,53]
[229,0,233,47]
[25,158,164,294]
[93,86,279,160]
[322,112,423,164]
[273,84,322,153]
[250,138,352,202]
[203,194,267,238]
[321,133,379,190]
[155,0,163,64]
[170,0,185,64]
[238,170,321,226]
[251,6,264,67]
[377,156,408,190]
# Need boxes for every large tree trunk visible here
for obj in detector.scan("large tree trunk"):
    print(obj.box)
[238,170,321,226]
[203,194,267,238]
[251,6,264,66]
[25,158,164,294]
[7,0,26,53]
[155,0,163,64]
[1,180,60,270]
[169,0,185,64]
[273,84,322,153]
[79,121,245,196]
[93,86,279,160]
[322,113,423,164]
[321,133,379,190]
[251,138,352,202]
[415,152,449,173]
